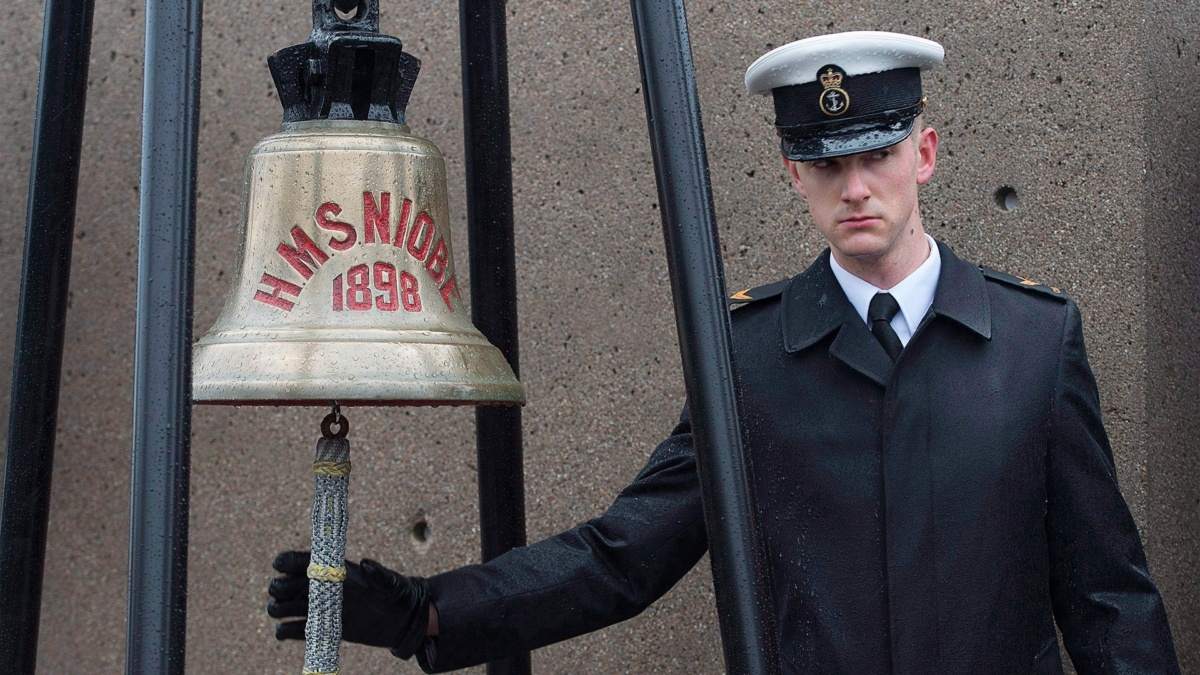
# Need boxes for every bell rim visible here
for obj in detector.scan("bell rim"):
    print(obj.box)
[192,397,524,407]
[192,339,525,406]
[191,380,526,406]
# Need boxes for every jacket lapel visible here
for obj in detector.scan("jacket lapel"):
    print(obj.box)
[781,250,892,387]
[930,241,992,340]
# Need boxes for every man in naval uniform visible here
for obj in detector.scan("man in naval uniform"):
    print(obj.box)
[267,32,1180,673]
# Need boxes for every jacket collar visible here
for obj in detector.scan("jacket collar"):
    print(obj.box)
[781,249,856,354]
[928,241,991,340]
[780,240,991,385]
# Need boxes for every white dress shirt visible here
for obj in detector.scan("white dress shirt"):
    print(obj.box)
[828,234,941,346]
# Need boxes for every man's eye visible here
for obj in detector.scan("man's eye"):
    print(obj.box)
[811,160,832,169]
[872,150,891,159]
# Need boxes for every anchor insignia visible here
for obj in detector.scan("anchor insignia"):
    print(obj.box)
[817,65,851,117]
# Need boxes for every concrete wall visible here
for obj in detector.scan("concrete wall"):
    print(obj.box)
[0,0,1194,672]
[1143,0,1200,669]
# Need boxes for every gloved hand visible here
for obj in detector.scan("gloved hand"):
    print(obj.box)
[268,550,431,659]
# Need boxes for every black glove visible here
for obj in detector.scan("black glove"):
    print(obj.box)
[268,550,431,659]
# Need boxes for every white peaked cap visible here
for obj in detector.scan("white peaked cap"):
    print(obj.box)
[745,31,944,95]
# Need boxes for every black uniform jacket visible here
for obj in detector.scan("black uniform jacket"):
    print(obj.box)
[418,241,1179,674]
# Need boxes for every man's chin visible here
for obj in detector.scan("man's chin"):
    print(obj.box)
[831,234,888,260]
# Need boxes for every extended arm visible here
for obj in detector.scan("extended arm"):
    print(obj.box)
[1046,301,1179,673]
[418,410,708,672]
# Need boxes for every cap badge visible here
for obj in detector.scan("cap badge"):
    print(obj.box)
[817,65,850,117]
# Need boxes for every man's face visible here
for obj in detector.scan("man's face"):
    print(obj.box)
[785,126,938,263]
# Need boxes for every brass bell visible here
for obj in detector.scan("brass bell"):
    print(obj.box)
[193,10,523,407]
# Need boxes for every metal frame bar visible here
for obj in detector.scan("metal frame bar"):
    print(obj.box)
[0,0,97,669]
[458,2,531,674]
[628,0,780,670]
[124,0,203,671]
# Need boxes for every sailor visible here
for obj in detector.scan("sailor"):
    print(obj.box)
[268,31,1180,673]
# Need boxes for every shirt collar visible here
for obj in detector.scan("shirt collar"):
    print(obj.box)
[827,233,941,335]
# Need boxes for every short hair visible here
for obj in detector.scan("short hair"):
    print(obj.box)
[911,114,925,144]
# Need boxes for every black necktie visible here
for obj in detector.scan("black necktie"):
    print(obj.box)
[868,292,903,362]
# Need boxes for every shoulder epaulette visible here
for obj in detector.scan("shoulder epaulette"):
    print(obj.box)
[979,266,1067,301]
[729,278,789,309]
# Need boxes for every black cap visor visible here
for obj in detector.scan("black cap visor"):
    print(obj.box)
[780,108,919,162]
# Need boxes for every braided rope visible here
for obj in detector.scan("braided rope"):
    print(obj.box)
[304,436,350,675]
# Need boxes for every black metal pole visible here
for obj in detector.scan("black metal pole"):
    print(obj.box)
[459,2,530,674]
[0,0,96,670]
[628,1,779,671]
[124,0,202,671]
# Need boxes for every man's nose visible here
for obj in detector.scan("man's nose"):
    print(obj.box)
[841,165,871,202]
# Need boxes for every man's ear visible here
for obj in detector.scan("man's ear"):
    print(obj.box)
[784,156,807,199]
[915,126,939,185]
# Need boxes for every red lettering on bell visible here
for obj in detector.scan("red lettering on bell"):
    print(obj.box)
[254,273,302,311]
[374,262,399,311]
[277,226,329,280]
[315,202,356,251]
[400,271,421,312]
[363,192,391,244]
[439,274,458,311]
[424,238,449,286]
[346,264,372,310]
[406,212,434,261]
[392,197,413,248]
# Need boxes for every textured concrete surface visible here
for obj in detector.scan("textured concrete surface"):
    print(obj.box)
[0,0,1194,672]
[1143,1,1200,673]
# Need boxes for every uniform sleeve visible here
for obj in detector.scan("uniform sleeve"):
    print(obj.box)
[1046,300,1180,674]
[415,408,708,672]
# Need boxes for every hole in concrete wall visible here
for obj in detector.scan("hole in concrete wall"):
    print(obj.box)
[995,186,1020,212]
[410,513,432,549]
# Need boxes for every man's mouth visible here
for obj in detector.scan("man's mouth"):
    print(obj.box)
[839,215,880,227]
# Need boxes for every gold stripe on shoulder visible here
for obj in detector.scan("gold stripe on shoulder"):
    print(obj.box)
[980,266,1067,300]
[730,289,753,302]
